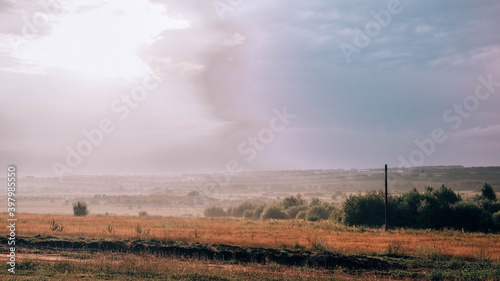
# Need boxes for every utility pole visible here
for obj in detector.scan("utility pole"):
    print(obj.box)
[385,164,388,231]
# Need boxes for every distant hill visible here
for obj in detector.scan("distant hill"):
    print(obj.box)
[11,166,500,195]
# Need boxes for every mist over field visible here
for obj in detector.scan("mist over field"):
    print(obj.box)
[0,166,496,217]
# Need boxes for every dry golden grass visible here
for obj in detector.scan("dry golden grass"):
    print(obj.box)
[4,213,500,261]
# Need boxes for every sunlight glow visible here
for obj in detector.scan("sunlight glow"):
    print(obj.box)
[16,0,190,79]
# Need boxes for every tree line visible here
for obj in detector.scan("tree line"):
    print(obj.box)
[204,183,500,232]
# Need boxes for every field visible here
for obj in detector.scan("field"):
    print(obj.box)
[2,213,500,280]
[2,167,499,279]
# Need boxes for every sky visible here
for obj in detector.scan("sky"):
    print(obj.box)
[0,0,499,177]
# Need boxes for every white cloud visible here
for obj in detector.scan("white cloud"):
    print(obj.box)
[4,0,191,79]
[415,24,432,34]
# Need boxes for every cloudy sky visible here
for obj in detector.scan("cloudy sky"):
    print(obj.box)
[1,0,499,176]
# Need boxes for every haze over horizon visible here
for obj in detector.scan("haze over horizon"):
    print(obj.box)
[1,0,500,177]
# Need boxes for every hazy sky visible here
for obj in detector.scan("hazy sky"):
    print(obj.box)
[1,0,499,176]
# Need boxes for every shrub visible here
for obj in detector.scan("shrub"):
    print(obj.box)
[106,224,114,233]
[286,205,307,220]
[203,206,227,217]
[282,194,306,209]
[253,205,265,218]
[49,219,64,232]
[261,204,288,219]
[306,204,331,221]
[329,209,343,223]
[138,211,148,217]
[187,190,200,197]
[243,210,254,219]
[229,202,256,217]
[73,201,89,216]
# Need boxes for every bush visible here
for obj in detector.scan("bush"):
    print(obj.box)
[306,204,331,221]
[282,194,306,209]
[229,202,256,217]
[253,205,265,218]
[73,201,89,216]
[329,209,343,223]
[187,191,200,197]
[286,205,307,220]
[243,210,254,219]
[261,204,288,219]
[204,206,227,217]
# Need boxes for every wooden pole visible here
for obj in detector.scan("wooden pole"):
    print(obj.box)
[385,164,388,231]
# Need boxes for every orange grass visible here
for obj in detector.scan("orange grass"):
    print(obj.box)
[3,213,500,261]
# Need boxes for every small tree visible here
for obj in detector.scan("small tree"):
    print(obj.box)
[73,201,89,216]
[282,194,305,209]
[482,182,497,201]
[261,204,288,219]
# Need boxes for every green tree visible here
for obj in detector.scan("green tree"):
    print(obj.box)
[482,182,497,201]
[391,188,422,227]
[451,201,491,231]
[433,184,461,205]
[416,198,435,228]
[414,185,461,229]
[343,191,385,227]
[282,194,306,209]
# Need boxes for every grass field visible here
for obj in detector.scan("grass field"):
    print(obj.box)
[7,213,500,260]
[1,213,500,280]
